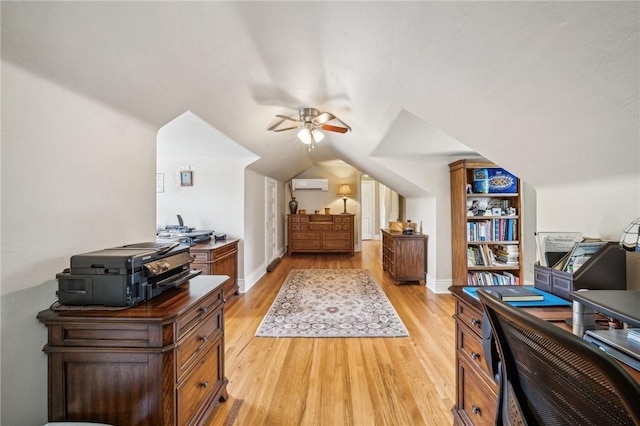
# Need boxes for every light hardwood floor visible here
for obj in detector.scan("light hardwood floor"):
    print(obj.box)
[207,240,456,426]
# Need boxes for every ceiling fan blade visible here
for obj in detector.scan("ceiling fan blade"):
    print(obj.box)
[272,126,299,132]
[321,124,349,133]
[314,112,335,125]
[267,115,300,131]
[275,114,299,122]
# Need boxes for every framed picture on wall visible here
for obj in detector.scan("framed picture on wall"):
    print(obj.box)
[180,171,193,187]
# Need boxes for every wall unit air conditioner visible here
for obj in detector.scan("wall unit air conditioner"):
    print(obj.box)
[292,178,329,191]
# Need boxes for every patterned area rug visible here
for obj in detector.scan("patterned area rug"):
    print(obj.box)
[255,269,409,338]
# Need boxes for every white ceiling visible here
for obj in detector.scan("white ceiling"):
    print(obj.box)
[2,2,638,195]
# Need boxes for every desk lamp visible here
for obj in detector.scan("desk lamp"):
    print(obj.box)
[337,184,352,214]
[620,217,640,252]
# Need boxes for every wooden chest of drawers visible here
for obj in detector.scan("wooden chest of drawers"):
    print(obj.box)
[450,287,498,426]
[381,229,428,284]
[190,239,239,301]
[287,214,354,255]
[37,275,229,426]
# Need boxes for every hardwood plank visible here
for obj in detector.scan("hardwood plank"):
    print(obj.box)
[206,240,455,425]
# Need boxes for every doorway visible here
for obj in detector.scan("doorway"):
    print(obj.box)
[265,177,277,266]
[361,179,375,240]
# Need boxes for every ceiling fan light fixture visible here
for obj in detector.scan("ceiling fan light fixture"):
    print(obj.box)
[268,107,348,152]
[297,128,324,145]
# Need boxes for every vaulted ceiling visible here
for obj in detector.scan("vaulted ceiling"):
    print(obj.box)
[2,2,638,196]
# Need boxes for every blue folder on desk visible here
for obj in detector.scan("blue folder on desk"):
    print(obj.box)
[463,286,571,307]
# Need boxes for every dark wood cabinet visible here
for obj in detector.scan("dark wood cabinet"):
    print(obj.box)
[381,229,429,284]
[190,239,239,301]
[381,229,428,284]
[37,275,229,426]
[287,214,354,255]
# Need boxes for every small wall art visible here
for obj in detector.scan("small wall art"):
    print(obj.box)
[180,171,193,187]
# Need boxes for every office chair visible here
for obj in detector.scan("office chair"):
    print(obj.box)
[477,289,640,426]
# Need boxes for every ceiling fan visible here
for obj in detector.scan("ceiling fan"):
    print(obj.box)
[267,108,351,151]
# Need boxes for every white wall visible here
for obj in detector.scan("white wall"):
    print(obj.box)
[156,157,248,235]
[156,111,261,286]
[535,174,640,289]
[242,169,273,292]
[291,163,361,251]
[404,196,437,290]
[291,165,359,217]
[374,156,453,292]
[1,61,158,425]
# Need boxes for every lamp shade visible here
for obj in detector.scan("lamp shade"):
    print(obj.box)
[620,217,640,252]
[297,128,324,144]
[337,184,352,197]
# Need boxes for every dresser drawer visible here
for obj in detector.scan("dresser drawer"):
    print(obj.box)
[213,243,237,258]
[333,223,351,231]
[177,288,224,339]
[310,223,334,230]
[292,231,321,240]
[322,240,351,250]
[191,252,210,263]
[457,356,498,426]
[334,216,351,223]
[177,307,223,379]
[322,231,350,240]
[455,300,484,338]
[457,322,498,388]
[177,342,224,425]
[191,262,211,275]
[49,322,161,348]
[292,240,322,250]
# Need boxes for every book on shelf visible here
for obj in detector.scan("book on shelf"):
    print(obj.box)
[468,219,519,242]
[495,244,519,253]
[534,232,583,267]
[482,286,544,302]
[467,271,519,286]
[563,240,607,273]
[467,245,492,267]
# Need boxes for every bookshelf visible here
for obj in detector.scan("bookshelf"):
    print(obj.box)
[449,159,523,286]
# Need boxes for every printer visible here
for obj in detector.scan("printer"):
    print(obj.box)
[56,242,201,307]
[156,214,214,246]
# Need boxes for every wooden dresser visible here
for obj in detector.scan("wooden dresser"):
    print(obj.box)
[449,286,499,426]
[190,239,239,301]
[381,229,428,284]
[37,275,229,426]
[287,214,354,255]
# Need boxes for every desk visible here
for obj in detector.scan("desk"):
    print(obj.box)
[571,290,640,328]
[449,286,640,426]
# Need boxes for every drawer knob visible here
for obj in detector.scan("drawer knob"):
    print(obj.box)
[471,318,481,328]
[199,306,208,315]
[200,381,209,388]
[471,405,481,415]
[471,352,480,361]
[200,335,208,343]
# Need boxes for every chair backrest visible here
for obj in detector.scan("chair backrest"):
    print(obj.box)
[477,289,640,426]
